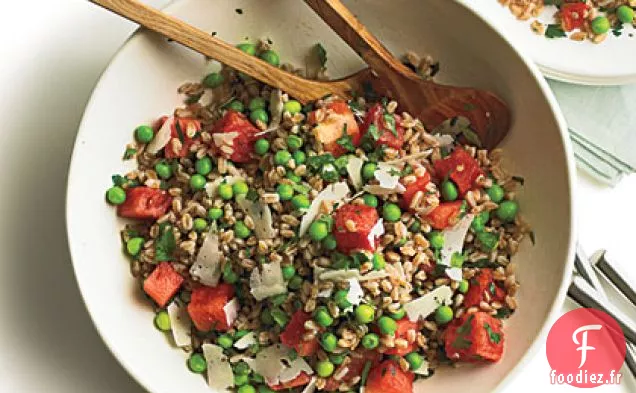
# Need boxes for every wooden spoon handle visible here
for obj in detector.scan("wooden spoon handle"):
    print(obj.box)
[303,0,415,82]
[90,0,341,103]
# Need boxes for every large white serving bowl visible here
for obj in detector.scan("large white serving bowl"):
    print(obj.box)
[66,0,576,392]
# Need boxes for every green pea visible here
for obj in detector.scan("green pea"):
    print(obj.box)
[195,157,213,176]
[274,150,292,166]
[190,174,207,191]
[409,220,421,233]
[234,374,249,386]
[316,360,335,378]
[321,332,338,352]
[227,100,245,112]
[329,353,346,365]
[288,275,303,290]
[435,305,453,325]
[217,334,234,349]
[272,293,288,307]
[389,308,406,320]
[617,5,635,23]
[284,100,302,114]
[238,385,256,393]
[405,352,424,370]
[234,221,251,239]
[486,184,504,203]
[382,203,402,222]
[458,279,470,294]
[362,194,378,208]
[332,289,349,308]
[254,138,270,155]
[361,162,377,181]
[281,265,296,280]
[496,200,518,223]
[223,267,238,284]
[372,253,386,270]
[203,72,224,89]
[106,186,128,206]
[286,171,301,183]
[251,374,264,384]
[248,97,267,111]
[271,308,289,327]
[450,252,465,268]
[233,181,249,196]
[208,207,223,220]
[260,309,274,325]
[193,218,208,233]
[354,304,375,324]
[292,194,311,210]
[314,307,334,327]
[377,316,397,335]
[188,353,207,374]
[259,50,280,66]
[293,150,306,165]
[250,109,269,125]
[234,361,251,375]
[441,180,458,201]
[135,125,154,143]
[477,231,499,252]
[322,234,337,250]
[126,237,144,256]
[218,183,234,200]
[591,16,610,34]
[276,184,294,201]
[155,162,172,179]
[361,333,380,349]
[309,221,329,241]
[154,310,171,331]
[428,231,444,249]
[236,43,257,56]
[286,135,303,151]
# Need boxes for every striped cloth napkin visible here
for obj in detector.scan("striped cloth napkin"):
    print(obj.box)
[547,79,636,186]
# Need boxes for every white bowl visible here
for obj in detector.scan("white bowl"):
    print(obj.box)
[66,0,576,392]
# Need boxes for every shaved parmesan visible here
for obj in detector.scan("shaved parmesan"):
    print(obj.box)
[146,116,173,154]
[269,89,284,129]
[213,131,239,148]
[376,162,401,189]
[360,270,390,281]
[385,149,433,165]
[236,195,276,239]
[404,285,453,322]
[317,287,333,298]
[234,332,257,350]
[202,344,234,391]
[245,344,314,385]
[166,302,191,347]
[301,377,317,393]
[315,267,389,282]
[250,261,287,301]
[345,278,364,306]
[206,176,245,198]
[445,267,464,282]
[299,182,350,237]
[366,219,384,247]
[223,298,239,328]
[346,156,365,190]
[190,230,222,286]
[439,214,474,267]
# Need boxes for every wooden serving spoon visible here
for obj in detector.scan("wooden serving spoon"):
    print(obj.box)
[90,0,510,148]
[302,0,511,149]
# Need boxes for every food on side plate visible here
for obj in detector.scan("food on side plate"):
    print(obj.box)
[105,40,530,392]
[499,0,635,43]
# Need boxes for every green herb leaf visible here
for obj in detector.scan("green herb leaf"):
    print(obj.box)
[367,124,381,141]
[123,148,137,160]
[112,174,126,186]
[336,124,355,152]
[155,224,176,261]
[383,113,398,137]
[456,315,474,335]
[485,323,502,344]
[174,119,185,143]
[612,24,624,37]
[292,183,311,195]
[544,0,563,6]
[495,307,513,319]
[545,24,566,39]
[461,128,482,148]
[489,282,496,295]
[361,361,373,385]
[246,189,259,202]
[452,336,472,349]
[306,153,335,172]
[452,314,474,349]
[315,43,327,67]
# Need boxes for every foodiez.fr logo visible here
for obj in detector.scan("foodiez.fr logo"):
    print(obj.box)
[546,308,626,387]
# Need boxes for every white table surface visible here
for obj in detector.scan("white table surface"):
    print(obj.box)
[0,1,634,392]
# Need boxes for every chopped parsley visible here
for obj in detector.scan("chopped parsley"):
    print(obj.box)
[307,153,336,172]
[612,24,624,37]
[383,113,398,137]
[245,188,259,202]
[314,43,327,67]
[360,361,373,385]
[461,127,482,148]
[451,315,474,349]
[495,307,514,319]
[336,124,355,152]
[123,148,137,160]
[112,174,126,186]
[489,282,496,295]
[155,223,176,261]
[485,323,502,344]
[545,24,566,39]
[174,119,185,143]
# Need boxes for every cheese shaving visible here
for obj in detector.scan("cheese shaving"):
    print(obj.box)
[146,116,173,154]
[299,182,350,237]
[439,214,474,267]
[166,302,191,347]
[445,267,464,282]
[403,285,453,322]
[316,267,389,282]
[202,344,234,391]
[250,261,287,301]
[366,219,384,250]
[375,162,401,189]
[213,131,239,148]
[346,156,365,190]
[301,377,317,393]
[236,195,276,239]
[234,332,258,350]
[245,344,314,385]
[384,149,433,165]
[345,278,364,306]
[223,297,239,328]
[269,89,284,129]
[189,230,222,286]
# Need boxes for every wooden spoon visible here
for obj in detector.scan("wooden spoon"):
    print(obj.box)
[303,0,511,149]
[91,0,510,148]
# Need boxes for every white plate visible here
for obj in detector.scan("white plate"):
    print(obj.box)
[66,1,576,392]
[463,1,636,85]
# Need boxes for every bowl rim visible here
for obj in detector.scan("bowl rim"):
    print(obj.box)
[65,1,577,392]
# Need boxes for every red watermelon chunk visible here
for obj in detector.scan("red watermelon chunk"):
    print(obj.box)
[143,262,184,308]
[187,283,235,332]
[333,204,380,255]
[444,311,504,363]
